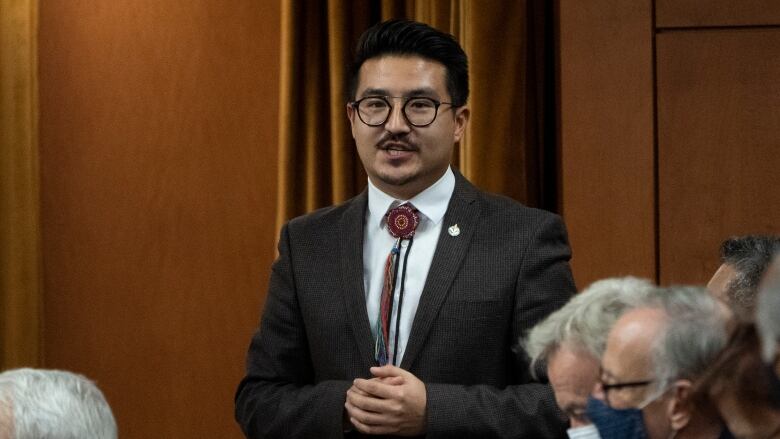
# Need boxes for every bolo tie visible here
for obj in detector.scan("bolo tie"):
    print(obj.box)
[375,203,419,366]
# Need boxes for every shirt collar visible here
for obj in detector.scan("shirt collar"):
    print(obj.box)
[367,167,455,229]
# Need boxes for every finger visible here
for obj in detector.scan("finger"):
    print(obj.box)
[370,365,407,379]
[345,399,391,427]
[378,376,404,385]
[347,387,394,413]
[353,378,397,399]
[350,415,394,435]
[347,384,372,397]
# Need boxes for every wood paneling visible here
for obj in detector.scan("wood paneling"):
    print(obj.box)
[559,0,656,288]
[656,0,780,28]
[38,1,280,437]
[657,29,780,285]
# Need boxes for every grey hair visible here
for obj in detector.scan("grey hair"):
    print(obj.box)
[0,368,117,439]
[756,254,780,363]
[720,235,780,316]
[523,276,656,376]
[646,286,729,398]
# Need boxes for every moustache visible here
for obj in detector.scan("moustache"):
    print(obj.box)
[377,138,418,152]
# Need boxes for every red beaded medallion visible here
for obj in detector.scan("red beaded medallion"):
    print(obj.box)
[386,204,419,239]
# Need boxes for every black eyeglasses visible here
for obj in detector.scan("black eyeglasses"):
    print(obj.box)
[599,367,654,408]
[350,96,455,127]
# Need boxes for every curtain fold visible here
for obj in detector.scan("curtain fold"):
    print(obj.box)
[277,0,556,229]
[276,1,370,229]
[0,0,42,368]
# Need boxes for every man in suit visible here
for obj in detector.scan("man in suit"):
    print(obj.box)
[235,19,576,438]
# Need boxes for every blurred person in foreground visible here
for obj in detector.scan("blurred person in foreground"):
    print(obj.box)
[588,286,731,439]
[524,276,655,438]
[0,368,117,439]
[707,235,780,320]
[693,254,780,439]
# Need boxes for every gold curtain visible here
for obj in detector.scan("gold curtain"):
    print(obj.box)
[277,0,554,228]
[0,0,42,368]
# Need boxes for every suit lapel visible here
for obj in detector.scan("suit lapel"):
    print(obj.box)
[338,191,377,369]
[401,172,481,370]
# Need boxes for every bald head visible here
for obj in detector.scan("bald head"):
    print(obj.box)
[601,307,667,407]
[591,287,728,439]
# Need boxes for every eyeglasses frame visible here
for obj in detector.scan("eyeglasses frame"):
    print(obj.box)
[349,95,456,127]
[599,366,655,408]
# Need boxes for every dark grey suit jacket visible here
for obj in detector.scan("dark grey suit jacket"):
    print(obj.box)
[236,172,576,438]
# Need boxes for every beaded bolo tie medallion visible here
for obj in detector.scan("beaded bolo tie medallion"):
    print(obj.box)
[386,204,420,239]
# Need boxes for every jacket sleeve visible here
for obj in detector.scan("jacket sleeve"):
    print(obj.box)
[425,213,575,438]
[235,224,350,439]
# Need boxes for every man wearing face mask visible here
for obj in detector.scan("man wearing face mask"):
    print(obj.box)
[587,286,732,439]
[524,276,656,439]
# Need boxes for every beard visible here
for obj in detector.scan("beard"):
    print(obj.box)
[374,168,418,188]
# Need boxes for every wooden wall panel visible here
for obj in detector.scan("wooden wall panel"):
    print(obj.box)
[656,0,780,28]
[38,1,280,438]
[657,29,780,285]
[558,0,656,288]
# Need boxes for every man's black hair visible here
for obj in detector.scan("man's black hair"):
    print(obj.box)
[348,19,469,107]
[720,235,780,312]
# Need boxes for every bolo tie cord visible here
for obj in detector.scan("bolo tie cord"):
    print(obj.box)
[384,237,402,351]
[391,235,414,366]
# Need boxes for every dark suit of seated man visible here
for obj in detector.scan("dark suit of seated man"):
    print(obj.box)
[235,19,576,439]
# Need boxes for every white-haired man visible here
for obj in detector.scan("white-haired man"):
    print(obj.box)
[589,286,730,439]
[0,368,117,439]
[524,277,655,438]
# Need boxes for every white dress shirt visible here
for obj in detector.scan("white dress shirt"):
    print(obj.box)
[363,167,455,365]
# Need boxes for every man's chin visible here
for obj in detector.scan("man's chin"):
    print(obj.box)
[375,172,417,188]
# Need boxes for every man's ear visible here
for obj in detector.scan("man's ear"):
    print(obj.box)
[452,106,470,143]
[346,103,357,139]
[667,379,693,431]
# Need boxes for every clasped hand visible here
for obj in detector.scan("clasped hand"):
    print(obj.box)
[345,365,427,436]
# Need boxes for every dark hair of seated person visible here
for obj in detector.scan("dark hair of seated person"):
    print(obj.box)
[691,323,776,425]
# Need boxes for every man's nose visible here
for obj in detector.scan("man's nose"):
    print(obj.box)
[384,100,411,134]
